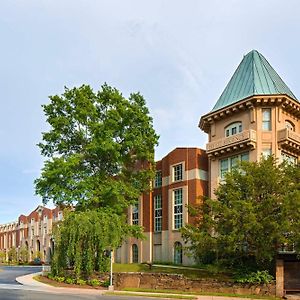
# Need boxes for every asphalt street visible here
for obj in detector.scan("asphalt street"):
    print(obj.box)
[0,266,159,300]
[0,266,42,284]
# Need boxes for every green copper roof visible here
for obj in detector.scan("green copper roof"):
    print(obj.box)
[212,50,297,111]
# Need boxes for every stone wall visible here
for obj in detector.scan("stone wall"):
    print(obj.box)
[114,273,276,296]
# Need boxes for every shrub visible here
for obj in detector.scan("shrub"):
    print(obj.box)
[88,279,100,287]
[54,276,65,283]
[101,279,110,287]
[76,279,86,285]
[235,270,274,284]
[65,277,75,284]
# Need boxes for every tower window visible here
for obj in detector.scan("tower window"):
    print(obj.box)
[285,120,295,131]
[262,109,271,131]
[225,122,242,137]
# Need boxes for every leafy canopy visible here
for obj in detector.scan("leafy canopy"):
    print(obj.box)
[182,156,300,269]
[35,83,159,212]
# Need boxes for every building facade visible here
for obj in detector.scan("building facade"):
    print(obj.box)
[0,206,63,263]
[116,147,208,265]
[200,50,299,198]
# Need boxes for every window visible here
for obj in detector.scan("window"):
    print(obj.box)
[173,164,183,181]
[173,189,183,229]
[225,122,242,137]
[262,109,271,131]
[220,152,249,180]
[154,195,162,232]
[262,149,272,158]
[154,171,162,188]
[132,205,139,225]
[132,244,138,263]
[174,242,183,265]
[282,152,297,165]
[285,120,295,131]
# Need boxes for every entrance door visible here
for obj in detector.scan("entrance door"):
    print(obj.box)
[284,262,300,291]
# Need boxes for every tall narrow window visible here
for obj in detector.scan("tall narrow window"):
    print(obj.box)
[220,159,229,180]
[262,109,271,131]
[173,189,183,229]
[132,244,138,263]
[173,164,183,182]
[174,242,183,264]
[154,171,162,188]
[132,205,139,225]
[154,195,162,232]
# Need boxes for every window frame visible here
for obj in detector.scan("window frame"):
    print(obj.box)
[219,152,249,180]
[154,171,162,188]
[173,163,183,182]
[154,194,162,232]
[285,120,295,131]
[132,244,138,263]
[132,205,139,225]
[173,188,183,230]
[224,122,242,137]
[262,108,271,131]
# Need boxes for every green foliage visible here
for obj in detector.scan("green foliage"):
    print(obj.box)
[100,279,110,287]
[235,270,274,284]
[18,246,29,263]
[182,156,300,270]
[35,83,159,212]
[88,278,101,286]
[54,276,65,283]
[36,84,158,277]
[65,277,75,284]
[8,247,17,263]
[76,279,86,285]
[0,251,5,263]
[51,209,142,278]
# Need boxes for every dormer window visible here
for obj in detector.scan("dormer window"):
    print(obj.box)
[285,120,295,131]
[225,122,242,137]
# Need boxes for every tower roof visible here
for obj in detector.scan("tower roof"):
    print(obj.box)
[212,50,297,111]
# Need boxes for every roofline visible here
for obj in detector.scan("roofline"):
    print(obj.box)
[199,94,300,132]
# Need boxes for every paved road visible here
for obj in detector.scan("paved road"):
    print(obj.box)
[0,266,42,284]
[0,289,160,300]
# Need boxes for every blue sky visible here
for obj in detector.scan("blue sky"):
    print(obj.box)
[1,0,300,223]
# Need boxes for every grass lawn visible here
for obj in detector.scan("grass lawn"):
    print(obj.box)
[113,263,232,280]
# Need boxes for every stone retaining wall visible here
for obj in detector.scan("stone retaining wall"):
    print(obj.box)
[114,272,276,296]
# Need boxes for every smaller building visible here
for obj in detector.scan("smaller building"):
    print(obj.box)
[115,147,208,265]
[0,206,63,263]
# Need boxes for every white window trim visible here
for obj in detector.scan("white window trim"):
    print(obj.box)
[171,162,185,183]
[154,194,162,232]
[173,188,183,230]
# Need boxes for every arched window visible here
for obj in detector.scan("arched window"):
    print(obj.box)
[132,244,138,263]
[225,122,242,137]
[285,120,295,131]
[174,242,182,265]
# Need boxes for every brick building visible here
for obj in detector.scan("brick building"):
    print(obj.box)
[0,206,63,263]
[116,147,208,265]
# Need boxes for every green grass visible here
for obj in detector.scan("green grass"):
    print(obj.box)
[121,288,281,300]
[113,263,231,280]
[106,291,196,299]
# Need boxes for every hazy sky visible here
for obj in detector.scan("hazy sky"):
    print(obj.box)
[1,0,300,223]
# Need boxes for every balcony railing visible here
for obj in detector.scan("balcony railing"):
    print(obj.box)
[206,129,257,155]
[278,128,300,144]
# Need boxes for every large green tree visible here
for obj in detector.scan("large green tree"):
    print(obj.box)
[35,84,159,275]
[181,157,300,270]
[35,84,158,212]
